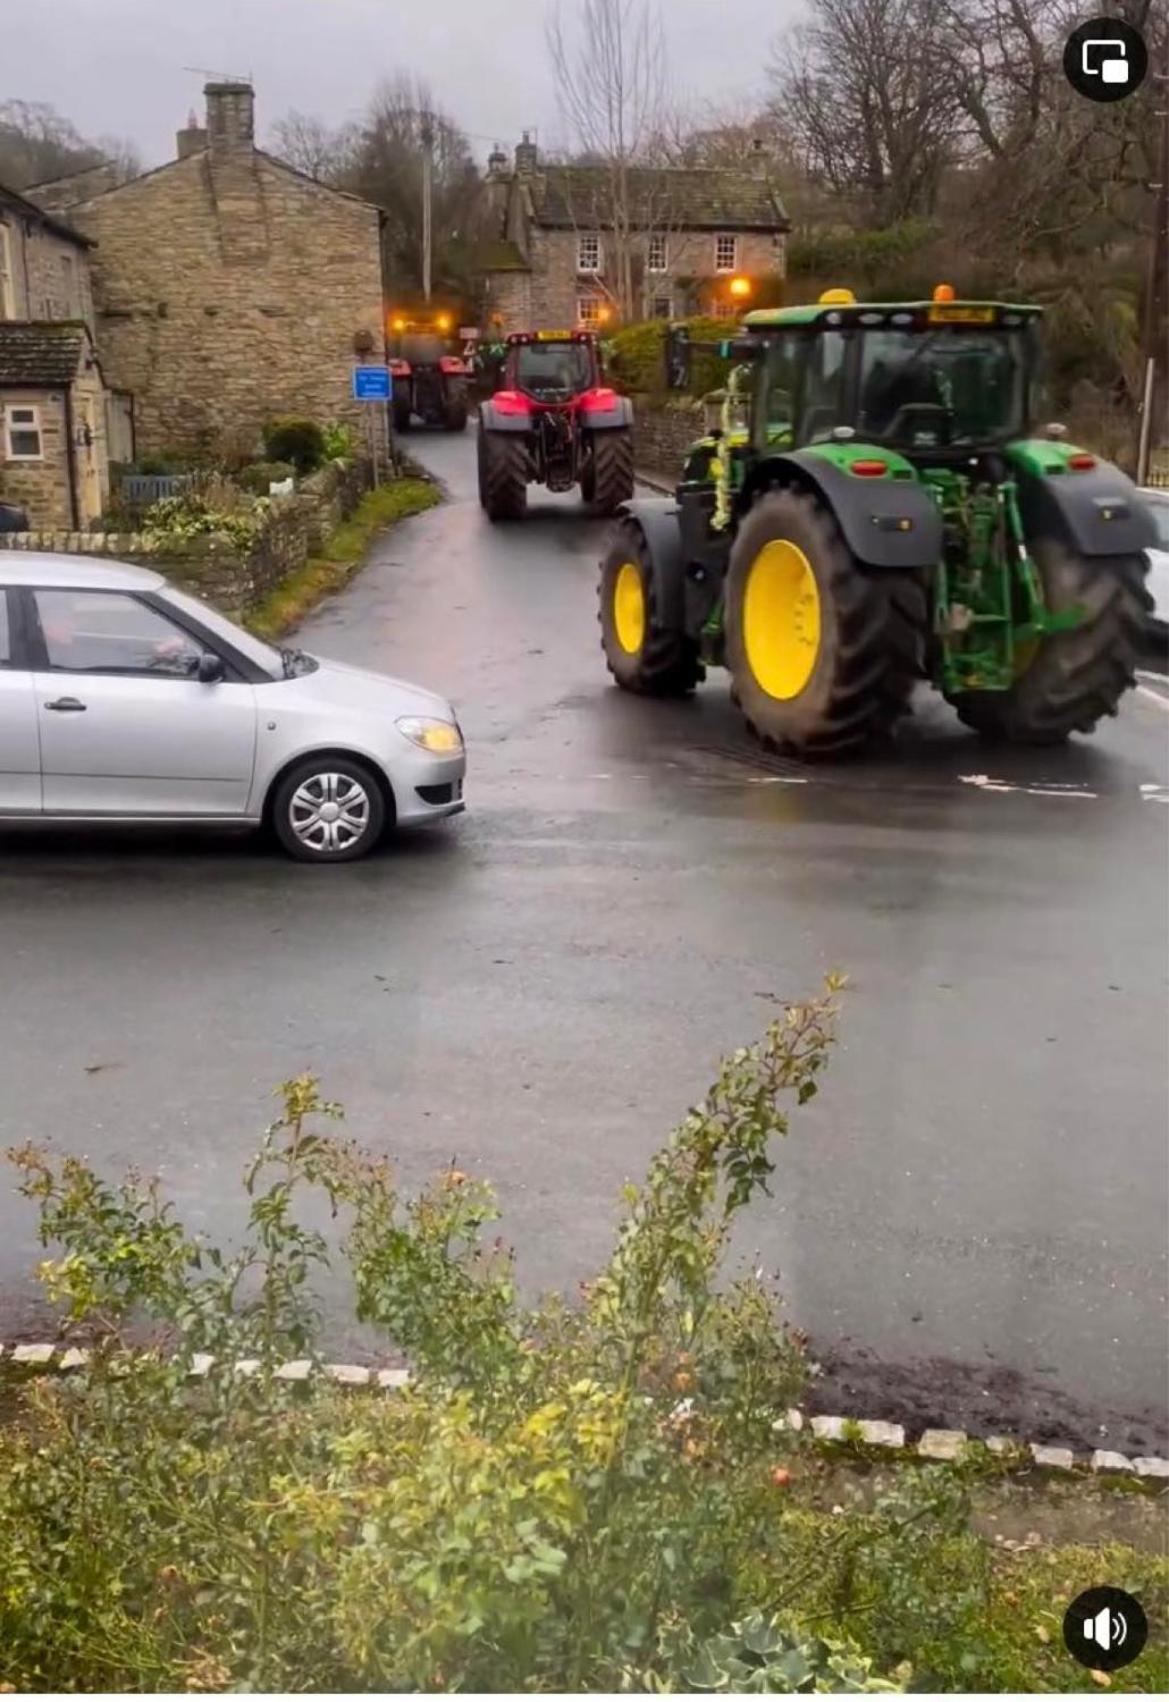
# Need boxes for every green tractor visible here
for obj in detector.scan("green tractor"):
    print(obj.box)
[598,288,1156,754]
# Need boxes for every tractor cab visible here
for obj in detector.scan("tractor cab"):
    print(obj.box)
[732,289,1042,464]
[503,330,602,404]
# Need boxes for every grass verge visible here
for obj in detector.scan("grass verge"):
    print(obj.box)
[245,475,440,642]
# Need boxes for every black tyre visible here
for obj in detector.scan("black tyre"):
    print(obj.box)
[480,428,528,521]
[948,539,1150,744]
[393,399,412,434]
[598,518,703,695]
[270,755,388,863]
[724,488,925,756]
[590,428,635,514]
[442,383,468,432]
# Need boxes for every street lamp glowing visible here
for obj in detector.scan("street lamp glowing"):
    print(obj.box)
[728,276,753,300]
[391,315,407,332]
[435,312,452,332]
[597,305,613,324]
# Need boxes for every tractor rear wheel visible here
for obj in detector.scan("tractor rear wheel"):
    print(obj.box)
[479,429,528,521]
[590,429,635,515]
[598,520,702,695]
[948,539,1150,744]
[724,488,925,756]
[442,382,468,432]
[393,396,411,434]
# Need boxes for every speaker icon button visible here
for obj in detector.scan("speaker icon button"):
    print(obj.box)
[1063,1587,1149,1672]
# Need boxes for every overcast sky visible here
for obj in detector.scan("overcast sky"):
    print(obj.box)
[6,0,806,167]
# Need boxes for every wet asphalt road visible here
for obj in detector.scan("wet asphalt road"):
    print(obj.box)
[1,429,1167,1454]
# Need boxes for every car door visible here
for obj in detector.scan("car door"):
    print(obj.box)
[0,587,41,813]
[29,586,258,817]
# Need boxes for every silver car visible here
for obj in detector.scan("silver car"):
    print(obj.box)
[0,555,465,862]
[1137,487,1169,648]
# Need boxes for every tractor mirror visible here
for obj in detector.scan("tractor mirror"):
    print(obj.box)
[721,337,763,362]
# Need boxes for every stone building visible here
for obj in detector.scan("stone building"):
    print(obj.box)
[475,135,790,334]
[26,82,388,460]
[0,180,111,528]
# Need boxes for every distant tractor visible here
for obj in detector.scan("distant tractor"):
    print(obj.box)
[598,288,1156,754]
[388,328,470,433]
[477,331,634,521]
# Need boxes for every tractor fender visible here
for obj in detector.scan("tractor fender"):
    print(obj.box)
[583,395,634,431]
[743,450,943,570]
[478,401,532,433]
[1011,460,1157,558]
[617,498,686,634]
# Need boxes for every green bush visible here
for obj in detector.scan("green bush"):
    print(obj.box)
[263,416,327,475]
[237,460,296,495]
[607,315,736,398]
[0,988,844,1691]
[320,420,360,461]
[141,490,269,553]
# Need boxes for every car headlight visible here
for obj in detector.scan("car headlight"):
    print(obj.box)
[396,715,463,754]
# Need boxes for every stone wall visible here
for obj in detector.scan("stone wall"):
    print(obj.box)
[630,396,706,481]
[0,455,377,618]
[0,389,74,527]
[522,228,785,330]
[64,150,386,460]
[0,208,94,328]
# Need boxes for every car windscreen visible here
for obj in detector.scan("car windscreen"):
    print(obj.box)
[857,327,1027,447]
[160,585,285,677]
[1146,497,1169,548]
[514,342,593,396]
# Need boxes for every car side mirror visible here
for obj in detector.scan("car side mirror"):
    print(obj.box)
[197,652,226,684]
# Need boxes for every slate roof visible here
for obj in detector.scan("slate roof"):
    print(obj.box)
[478,237,530,272]
[0,179,93,247]
[530,166,789,232]
[0,321,90,386]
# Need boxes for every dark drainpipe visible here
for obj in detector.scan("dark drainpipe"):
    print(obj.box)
[62,386,81,530]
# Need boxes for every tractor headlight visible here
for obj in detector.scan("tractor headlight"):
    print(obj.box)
[396,715,463,754]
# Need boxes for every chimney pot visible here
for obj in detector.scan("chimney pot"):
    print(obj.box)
[514,132,538,176]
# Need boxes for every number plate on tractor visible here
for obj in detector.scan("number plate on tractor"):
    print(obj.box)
[928,305,996,324]
[535,330,574,340]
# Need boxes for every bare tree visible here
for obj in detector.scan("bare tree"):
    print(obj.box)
[267,110,358,183]
[546,0,681,317]
[768,0,960,226]
[0,99,139,190]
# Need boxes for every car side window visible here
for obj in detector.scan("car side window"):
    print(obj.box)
[33,589,208,678]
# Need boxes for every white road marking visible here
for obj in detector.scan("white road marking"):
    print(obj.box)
[1137,684,1169,712]
[959,773,1098,799]
[747,775,810,785]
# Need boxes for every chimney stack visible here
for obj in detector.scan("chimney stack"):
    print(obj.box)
[205,80,255,154]
[514,131,538,176]
[176,107,207,159]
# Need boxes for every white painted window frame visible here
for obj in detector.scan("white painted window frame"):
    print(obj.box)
[647,232,668,273]
[5,404,45,461]
[577,232,602,273]
[577,295,602,328]
[714,233,738,273]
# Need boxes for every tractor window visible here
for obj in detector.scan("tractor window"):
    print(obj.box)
[858,328,1027,447]
[758,331,801,443]
[399,335,445,364]
[799,331,848,443]
[513,342,594,397]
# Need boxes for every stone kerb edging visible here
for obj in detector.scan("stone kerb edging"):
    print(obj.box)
[3,1343,1166,1480]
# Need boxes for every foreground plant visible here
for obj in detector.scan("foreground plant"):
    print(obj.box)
[5,978,1159,1693]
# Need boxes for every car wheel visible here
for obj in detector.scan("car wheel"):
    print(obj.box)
[271,756,387,862]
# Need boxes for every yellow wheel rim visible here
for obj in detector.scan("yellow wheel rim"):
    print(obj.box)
[613,561,646,655]
[742,538,821,700]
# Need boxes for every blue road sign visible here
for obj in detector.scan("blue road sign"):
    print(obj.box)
[352,365,391,401]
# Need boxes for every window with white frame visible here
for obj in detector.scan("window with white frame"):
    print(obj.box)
[577,295,602,328]
[650,295,673,320]
[5,404,43,460]
[0,223,14,318]
[714,233,737,273]
[577,232,601,272]
[647,232,667,272]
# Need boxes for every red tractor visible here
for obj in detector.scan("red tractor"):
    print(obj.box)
[388,330,470,433]
[476,331,634,521]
